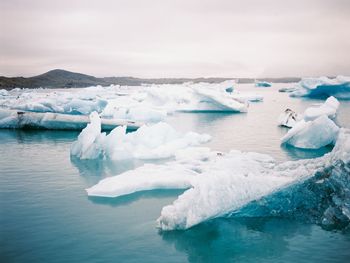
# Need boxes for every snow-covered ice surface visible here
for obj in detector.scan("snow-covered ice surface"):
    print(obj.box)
[71,113,211,160]
[87,129,350,230]
[303,96,339,121]
[281,115,339,149]
[289,76,350,99]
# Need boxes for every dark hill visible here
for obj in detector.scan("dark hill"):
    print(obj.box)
[0,69,301,90]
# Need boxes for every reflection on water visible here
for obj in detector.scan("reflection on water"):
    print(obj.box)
[280,143,333,160]
[160,217,350,263]
[160,218,302,262]
[0,129,79,143]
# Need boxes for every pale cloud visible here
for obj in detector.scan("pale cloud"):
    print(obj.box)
[0,0,349,77]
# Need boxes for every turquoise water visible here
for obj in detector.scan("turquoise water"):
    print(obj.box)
[1,85,350,262]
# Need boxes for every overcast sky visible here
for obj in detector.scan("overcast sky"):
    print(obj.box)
[0,0,349,78]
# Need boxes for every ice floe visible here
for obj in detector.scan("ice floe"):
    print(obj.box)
[0,109,141,131]
[281,115,339,149]
[87,129,350,230]
[255,81,272,87]
[289,76,350,99]
[71,113,211,160]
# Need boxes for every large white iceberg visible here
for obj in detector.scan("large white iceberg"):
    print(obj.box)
[281,115,339,149]
[86,129,350,230]
[290,76,350,99]
[71,113,211,160]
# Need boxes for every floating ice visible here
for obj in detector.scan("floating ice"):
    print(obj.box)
[281,115,339,149]
[303,96,339,121]
[145,84,249,113]
[71,112,104,159]
[103,122,211,160]
[0,109,141,131]
[191,87,248,112]
[100,98,167,122]
[0,81,256,121]
[87,129,350,230]
[9,91,108,115]
[277,96,339,129]
[290,76,350,99]
[71,114,211,160]
[255,81,272,87]
[87,163,195,197]
[277,109,299,128]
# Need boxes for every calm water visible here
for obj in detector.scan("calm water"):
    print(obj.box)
[1,84,350,263]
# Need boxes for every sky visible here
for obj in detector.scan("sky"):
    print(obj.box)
[0,0,349,78]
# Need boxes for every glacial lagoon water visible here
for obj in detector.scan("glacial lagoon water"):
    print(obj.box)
[1,85,350,263]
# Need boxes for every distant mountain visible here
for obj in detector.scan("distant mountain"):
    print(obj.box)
[0,69,301,90]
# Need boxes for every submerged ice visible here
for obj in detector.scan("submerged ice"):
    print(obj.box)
[71,112,211,160]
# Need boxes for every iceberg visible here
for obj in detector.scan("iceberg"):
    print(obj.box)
[255,81,272,87]
[303,96,339,121]
[10,92,108,115]
[100,98,167,122]
[0,109,141,131]
[71,114,211,160]
[234,130,350,229]
[277,109,299,128]
[87,163,195,197]
[281,115,339,149]
[0,81,253,122]
[277,96,339,128]
[191,88,248,112]
[86,129,350,230]
[290,76,350,99]
[145,84,248,113]
[70,112,104,159]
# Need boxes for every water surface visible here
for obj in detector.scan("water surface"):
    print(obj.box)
[1,84,350,262]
